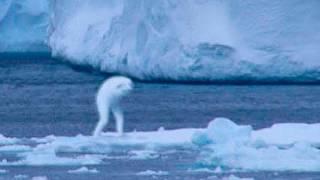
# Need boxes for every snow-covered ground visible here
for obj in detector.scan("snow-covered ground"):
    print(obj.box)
[1,0,320,82]
[0,118,318,172]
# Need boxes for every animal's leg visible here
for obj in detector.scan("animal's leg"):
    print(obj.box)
[92,107,109,137]
[112,105,124,136]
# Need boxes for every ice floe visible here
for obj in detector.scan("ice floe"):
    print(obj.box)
[0,117,318,172]
[14,174,29,179]
[68,166,99,174]
[193,118,320,171]
[0,169,8,174]
[136,170,169,176]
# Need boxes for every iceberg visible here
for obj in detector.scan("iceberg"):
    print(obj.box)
[0,0,49,52]
[48,0,320,82]
[1,0,320,82]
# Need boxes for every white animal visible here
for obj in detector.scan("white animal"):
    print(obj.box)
[92,76,133,137]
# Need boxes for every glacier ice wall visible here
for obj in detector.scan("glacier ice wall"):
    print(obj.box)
[1,0,320,82]
[48,0,320,81]
[49,0,242,80]
[0,0,49,52]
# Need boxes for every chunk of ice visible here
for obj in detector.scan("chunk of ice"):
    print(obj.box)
[68,166,99,174]
[136,170,169,176]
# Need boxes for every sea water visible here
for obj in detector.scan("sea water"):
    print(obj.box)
[0,58,319,179]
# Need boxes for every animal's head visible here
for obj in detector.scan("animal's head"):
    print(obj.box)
[109,76,134,96]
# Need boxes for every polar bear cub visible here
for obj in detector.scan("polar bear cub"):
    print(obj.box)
[93,76,133,137]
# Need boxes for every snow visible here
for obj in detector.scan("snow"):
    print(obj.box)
[16,152,103,166]
[99,128,198,146]
[68,166,99,174]
[0,129,198,166]
[136,170,169,176]
[0,118,319,172]
[253,123,320,147]
[1,0,320,82]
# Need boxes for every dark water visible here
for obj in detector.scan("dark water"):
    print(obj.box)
[0,58,320,179]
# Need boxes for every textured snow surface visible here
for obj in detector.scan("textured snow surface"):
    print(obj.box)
[0,118,319,172]
[1,0,320,82]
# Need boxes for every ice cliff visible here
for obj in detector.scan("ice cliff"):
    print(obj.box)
[0,0,49,52]
[1,0,320,82]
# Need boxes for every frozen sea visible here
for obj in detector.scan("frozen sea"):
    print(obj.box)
[0,56,320,179]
